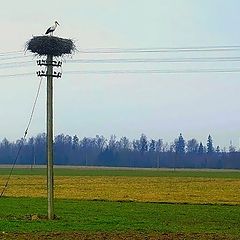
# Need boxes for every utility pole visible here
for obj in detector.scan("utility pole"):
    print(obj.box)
[37,57,62,220]
[31,144,36,171]
[47,54,54,220]
[28,34,74,220]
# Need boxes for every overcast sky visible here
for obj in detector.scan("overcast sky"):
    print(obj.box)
[0,0,240,148]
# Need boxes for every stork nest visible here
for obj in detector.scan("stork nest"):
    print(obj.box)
[26,36,76,57]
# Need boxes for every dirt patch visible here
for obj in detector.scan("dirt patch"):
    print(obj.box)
[0,232,237,240]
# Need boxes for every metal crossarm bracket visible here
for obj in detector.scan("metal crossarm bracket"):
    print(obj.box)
[36,71,62,78]
[37,60,62,67]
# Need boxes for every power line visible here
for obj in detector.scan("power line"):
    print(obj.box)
[0,50,24,56]
[2,68,240,78]
[77,46,240,54]
[0,61,33,69]
[2,45,240,70]
[2,56,240,70]
[2,45,240,56]
[0,72,33,78]
[68,57,240,64]
[0,55,33,61]
[65,68,240,75]
[0,60,33,65]
[4,56,240,66]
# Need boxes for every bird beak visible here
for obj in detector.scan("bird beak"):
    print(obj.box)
[56,22,60,26]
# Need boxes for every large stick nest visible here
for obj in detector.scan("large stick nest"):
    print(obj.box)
[26,36,76,57]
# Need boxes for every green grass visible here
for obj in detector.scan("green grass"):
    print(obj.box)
[0,167,239,178]
[0,197,239,236]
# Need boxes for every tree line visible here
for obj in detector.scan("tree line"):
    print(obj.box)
[0,133,239,169]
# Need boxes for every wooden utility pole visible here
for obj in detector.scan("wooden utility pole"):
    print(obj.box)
[47,55,54,220]
[28,34,70,220]
[36,56,62,220]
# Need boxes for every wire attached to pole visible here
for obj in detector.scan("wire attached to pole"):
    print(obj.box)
[0,76,44,198]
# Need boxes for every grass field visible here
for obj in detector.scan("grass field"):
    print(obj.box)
[0,167,239,178]
[0,197,239,239]
[0,167,239,239]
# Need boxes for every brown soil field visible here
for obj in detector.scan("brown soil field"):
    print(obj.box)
[0,232,238,240]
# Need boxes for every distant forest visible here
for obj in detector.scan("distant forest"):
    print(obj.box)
[0,133,239,169]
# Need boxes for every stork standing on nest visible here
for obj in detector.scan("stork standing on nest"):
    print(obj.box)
[45,21,60,36]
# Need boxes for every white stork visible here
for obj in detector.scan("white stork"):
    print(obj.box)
[45,21,60,36]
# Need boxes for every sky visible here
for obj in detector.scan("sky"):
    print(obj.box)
[0,0,240,148]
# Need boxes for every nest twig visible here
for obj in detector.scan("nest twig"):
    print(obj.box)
[26,36,76,57]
